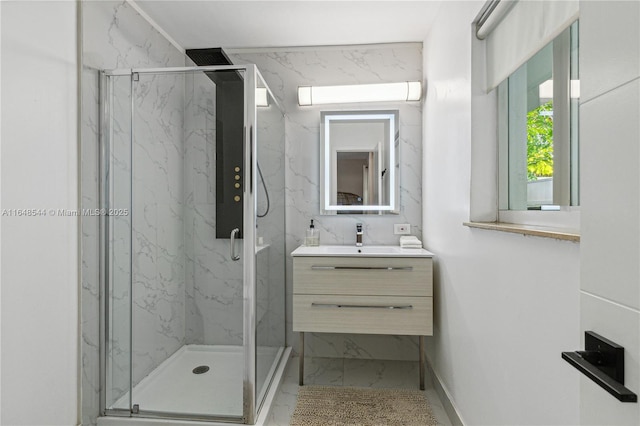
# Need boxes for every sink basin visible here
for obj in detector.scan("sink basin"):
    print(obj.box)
[291,245,433,258]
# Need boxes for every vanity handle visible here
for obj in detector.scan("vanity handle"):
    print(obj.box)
[311,303,413,310]
[311,266,413,271]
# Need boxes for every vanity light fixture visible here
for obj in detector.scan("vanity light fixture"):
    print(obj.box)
[297,81,422,106]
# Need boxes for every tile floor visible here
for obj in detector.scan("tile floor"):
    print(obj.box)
[264,356,453,426]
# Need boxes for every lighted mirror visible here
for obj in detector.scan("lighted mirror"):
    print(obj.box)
[320,110,399,215]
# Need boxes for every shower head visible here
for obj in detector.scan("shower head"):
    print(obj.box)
[186,48,233,66]
[186,47,242,84]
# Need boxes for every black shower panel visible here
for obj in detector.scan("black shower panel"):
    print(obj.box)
[186,48,244,239]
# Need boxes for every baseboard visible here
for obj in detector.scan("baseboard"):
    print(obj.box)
[425,358,465,426]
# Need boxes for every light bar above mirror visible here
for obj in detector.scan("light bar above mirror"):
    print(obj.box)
[298,82,421,106]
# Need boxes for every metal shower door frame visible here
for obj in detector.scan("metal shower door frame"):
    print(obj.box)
[99,64,262,424]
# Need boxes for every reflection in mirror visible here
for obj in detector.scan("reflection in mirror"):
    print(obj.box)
[320,110,399,214]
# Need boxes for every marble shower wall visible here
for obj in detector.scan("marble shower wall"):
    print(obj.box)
[182,70,287,349]
[130,72,186,383]
[81,1,186,424]
[231,44,424,361]
[183,71,245,346]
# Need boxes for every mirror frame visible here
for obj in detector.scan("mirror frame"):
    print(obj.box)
[320,110,400,215]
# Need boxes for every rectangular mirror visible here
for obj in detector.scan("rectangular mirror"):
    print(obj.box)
[320,110,399,214]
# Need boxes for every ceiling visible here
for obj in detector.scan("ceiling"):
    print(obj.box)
[134,1,445,50]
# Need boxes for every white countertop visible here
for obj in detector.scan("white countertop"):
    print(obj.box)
[291,245,434,258]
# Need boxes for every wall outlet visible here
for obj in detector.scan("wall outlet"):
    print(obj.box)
[394,224,411,235]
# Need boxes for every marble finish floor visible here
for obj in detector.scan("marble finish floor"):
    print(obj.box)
[264,356,452,426]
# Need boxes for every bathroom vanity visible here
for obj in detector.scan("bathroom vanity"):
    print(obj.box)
[291,245,434,389]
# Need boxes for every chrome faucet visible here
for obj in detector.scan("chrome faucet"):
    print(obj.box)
[356,223,363,247]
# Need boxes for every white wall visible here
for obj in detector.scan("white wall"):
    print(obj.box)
[579,1,640,424]
[422,2,580,425]
[1,1,79,425]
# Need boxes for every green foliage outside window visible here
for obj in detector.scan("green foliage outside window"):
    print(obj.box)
[527,101,554,180]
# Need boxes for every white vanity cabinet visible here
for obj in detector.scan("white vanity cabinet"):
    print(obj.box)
[291,245,434,389]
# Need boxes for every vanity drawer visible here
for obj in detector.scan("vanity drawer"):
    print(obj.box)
[293,256,432,297]
[293,294,433,335]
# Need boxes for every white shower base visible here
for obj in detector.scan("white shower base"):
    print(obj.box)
[104,344,288,423]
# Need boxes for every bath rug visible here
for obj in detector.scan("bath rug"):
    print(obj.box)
[290,385,437,425]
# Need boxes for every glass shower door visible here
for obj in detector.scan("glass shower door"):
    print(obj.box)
[102,66,251,422]
[127,68,247,421]
[254,71,286,413]
[102,65,286,424]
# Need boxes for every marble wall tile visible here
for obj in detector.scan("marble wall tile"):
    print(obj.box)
[231,44,423,360]
[129,71,186,386]
[342,358,421,389]
[181,72,246,346]
[193,251,244,344]
[182,71,287,352]
[344,334,420,362]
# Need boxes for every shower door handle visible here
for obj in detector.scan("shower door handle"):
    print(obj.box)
[230,228,240,261]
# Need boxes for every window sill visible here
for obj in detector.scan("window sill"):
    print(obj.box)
[463,221,580,242]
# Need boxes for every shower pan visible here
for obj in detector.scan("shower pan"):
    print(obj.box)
[99,65,288,424]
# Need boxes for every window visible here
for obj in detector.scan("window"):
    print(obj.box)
[498,21,579,214]
[468,1,580,234]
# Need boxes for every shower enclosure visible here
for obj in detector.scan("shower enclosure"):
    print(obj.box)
[99,65,287,424]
